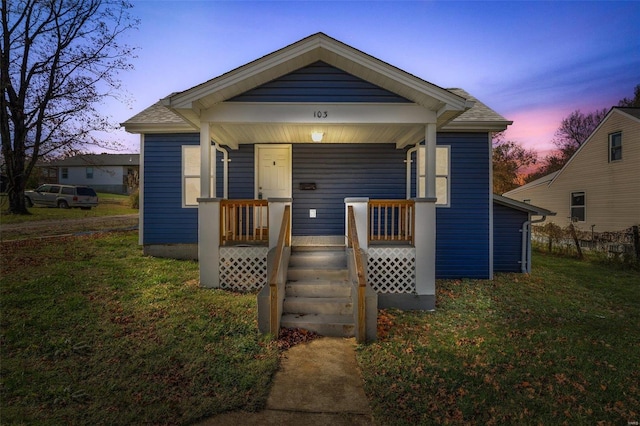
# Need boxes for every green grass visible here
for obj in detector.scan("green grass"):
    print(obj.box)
[357,252,640,425]
[3,233,639,425]
[0,193,138,224]
[0,232,279,425]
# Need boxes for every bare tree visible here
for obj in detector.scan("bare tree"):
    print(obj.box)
[492,132,537,194]
[1,0,138,214]
[618,84,640,107]
[525,84,639,184]
[552,108,607,161]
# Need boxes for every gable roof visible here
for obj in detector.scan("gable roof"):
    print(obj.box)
[123,33,512,137]
[48,154,139,167]
[505,106,640,197]
[547,106,639,185]
[164,33,471,124]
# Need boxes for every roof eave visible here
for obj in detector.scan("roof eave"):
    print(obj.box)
[440,120,513,132]
[122,122,196,134]
[493,194,556,216]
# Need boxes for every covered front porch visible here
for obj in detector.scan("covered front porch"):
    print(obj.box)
[197,196,435,342]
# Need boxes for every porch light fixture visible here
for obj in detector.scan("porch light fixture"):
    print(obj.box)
[311,131,324,142]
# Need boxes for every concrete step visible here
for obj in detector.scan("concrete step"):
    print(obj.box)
[281,313,355,338]
[283,296,353,316]
[291,244,345,253]
[287,267,349,281]
[288,251,347,268]
[285,280,352,298]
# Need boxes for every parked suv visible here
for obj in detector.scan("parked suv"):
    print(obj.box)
[25,184,99,210]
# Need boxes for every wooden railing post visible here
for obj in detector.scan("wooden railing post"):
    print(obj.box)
[347,205,367,343]
[268,204,291,336]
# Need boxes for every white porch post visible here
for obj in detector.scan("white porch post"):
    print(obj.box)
[198,198,220,288]
[345,198,369,250]
[200,123,217,198]
[414,123,437,302]
[268,198,292,250]
[198,123,220,288]
[414,198,436,299]
[425,123,437,199]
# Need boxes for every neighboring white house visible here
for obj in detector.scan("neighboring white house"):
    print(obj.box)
[49,153,139,194]
[504,107,640,234]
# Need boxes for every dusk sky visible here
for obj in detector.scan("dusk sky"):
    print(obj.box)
[110,1,640,156]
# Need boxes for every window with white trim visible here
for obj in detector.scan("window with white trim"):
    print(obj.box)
[609,132,622,162]
[570,191,585,222]
[182,145,215,207]
[86,167,93,179]
[61,168,68,179]
[418,145,450,206]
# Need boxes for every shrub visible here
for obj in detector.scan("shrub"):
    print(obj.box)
[129,189,139,209]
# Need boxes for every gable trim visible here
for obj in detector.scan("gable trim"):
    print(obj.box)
[163,33,472,117]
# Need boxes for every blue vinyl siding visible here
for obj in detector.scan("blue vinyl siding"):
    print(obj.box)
[292,144,407,235]
[228,145,255,199]
[493,203,527,273]
[143,133,225,244]
[435,133,491,279]
[144,133,199,244]
[230,61,411,103]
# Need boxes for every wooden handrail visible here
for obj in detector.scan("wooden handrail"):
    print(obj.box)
[220,199,269,245]
[368,199,415,245]
[269,205,291,335]
[347,205,367,343]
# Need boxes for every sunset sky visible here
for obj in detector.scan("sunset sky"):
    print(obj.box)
[111,1,640,156]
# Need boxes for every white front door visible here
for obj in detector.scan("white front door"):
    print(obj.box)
[256,145,292,200]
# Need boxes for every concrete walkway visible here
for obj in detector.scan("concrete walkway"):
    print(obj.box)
[197,337,374,425]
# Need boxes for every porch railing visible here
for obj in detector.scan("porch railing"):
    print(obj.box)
[220,199,269,245]
[347,205,367,343]
[269,204,291,334]
[368,200,415,245]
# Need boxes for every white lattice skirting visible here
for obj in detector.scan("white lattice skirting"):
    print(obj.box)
[367,247,416,294]
[219,246,269,292]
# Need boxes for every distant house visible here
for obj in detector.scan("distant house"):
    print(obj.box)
[48,154,139,194]
[504,107,640,234]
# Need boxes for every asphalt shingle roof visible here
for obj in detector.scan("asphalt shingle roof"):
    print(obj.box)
[49,154,139,167]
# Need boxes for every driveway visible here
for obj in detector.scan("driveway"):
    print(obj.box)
[0,214,138,241]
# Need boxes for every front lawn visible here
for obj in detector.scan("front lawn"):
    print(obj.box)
[0,232,279,425]
[2,230,638,425]
[0,192,137,224]
[357,253,640,425]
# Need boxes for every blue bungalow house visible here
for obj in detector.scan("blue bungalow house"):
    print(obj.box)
[123,33,536,340]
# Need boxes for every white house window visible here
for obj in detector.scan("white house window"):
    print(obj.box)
[61,168,68,179]
[86,167,93,179]
[182,145,215,207]
[418,145,450,206]
[609,132,622,162]
[570,191,585,222]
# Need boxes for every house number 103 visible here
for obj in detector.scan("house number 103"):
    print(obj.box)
[314,110,328,118]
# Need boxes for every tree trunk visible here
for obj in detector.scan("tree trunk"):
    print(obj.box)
[633,226,640,264]
[3,147,30,215]
[568,222,583,259]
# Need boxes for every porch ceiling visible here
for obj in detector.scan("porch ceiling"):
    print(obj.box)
[210,123,426,148]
